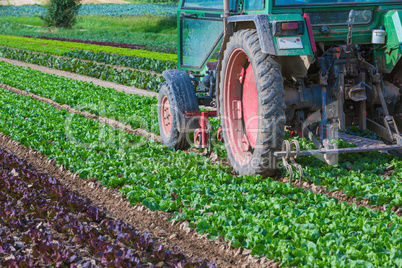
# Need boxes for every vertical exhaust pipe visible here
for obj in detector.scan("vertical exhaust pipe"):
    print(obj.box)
[223,0,230,18]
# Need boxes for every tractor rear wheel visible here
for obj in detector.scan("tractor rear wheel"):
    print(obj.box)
[219,29,286,177]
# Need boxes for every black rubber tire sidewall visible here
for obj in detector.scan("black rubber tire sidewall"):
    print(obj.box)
[157,83,187,150]
[219,30,286,177]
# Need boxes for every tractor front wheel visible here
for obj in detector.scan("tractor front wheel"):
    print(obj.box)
[158,82,198,149]
[219,29,286,177]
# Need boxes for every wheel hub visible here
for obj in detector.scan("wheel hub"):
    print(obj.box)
[161,96,172,137]
[223,48,259,165]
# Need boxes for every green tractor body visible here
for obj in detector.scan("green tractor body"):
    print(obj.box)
[157,0,402,177]
[178,1,402,73]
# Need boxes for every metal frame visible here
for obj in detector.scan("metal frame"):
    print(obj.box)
[274,144,402,157]
[181,0,238,12]
[179,16,224,70]
[273,0,402,8]
[307,9,374,27]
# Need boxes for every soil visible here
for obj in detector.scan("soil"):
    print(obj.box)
[0,0,129,5]
[337,132,387,149]
[0,57,157,98]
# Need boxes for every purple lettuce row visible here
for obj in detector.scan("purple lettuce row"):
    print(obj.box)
[0,176,145,267]
[0,149,216,268]
[1,257,35,268]
[0,202,85,267]
[24,36,146,50]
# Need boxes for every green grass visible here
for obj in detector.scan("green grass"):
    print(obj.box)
[0,15,177,53]
[0,16,44,26]
[0,34,177,61]
[76,15,176,34]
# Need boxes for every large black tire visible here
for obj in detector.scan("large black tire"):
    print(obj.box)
[219,29,286,177]
[158,82,199,150]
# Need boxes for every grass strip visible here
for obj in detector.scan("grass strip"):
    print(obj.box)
[0,34,177,62]
[0,87,402,266]
[0,38,73,55]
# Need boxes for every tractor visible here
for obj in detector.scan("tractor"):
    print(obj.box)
[157,0,402,178]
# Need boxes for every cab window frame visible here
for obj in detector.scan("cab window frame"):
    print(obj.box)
[181,0,238,11]
[273,0,402,7]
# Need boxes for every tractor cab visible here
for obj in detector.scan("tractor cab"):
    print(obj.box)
[158,0,402,178]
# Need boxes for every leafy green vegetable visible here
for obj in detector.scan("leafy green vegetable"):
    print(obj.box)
[0,47,164,91]
[0,34,177,61]
[0,60,160,133]
[0,86,402,266]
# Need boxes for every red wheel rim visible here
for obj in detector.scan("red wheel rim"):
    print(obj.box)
[223,48,259,166]
[161,96,172,137]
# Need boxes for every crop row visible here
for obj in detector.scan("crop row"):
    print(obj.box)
[63,50,176,73]
[0,21,176,54]
[0,86,402,266]
[0,39,175,73]
[0,148,213,267]
[0,4,177,17]
[0,47,164,92]
[0,37,72,55]
[0,60,159,133]
[25,36,146,50]
[1,60,402,209]
[0,34,177,62]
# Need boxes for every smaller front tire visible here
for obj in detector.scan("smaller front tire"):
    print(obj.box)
[157,82,198,149]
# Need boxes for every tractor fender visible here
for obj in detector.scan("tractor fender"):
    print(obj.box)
[161,70,200,132]
[227,14,276,55]
[215,15,277,117]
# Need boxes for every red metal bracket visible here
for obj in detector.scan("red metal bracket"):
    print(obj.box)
[303,13,317,53]
[185,111,217,118]
[185,111,217,149]
[217,127,224,142]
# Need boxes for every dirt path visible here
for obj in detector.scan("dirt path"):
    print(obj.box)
[0,0,129,5]
[0,58,157,98]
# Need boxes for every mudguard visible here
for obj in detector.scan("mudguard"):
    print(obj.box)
[228,14,276,55]
[162,70,200,132]
[376,10,402,73]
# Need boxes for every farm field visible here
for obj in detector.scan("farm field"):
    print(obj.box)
[0,5,177,52]
[1,1,402,267]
